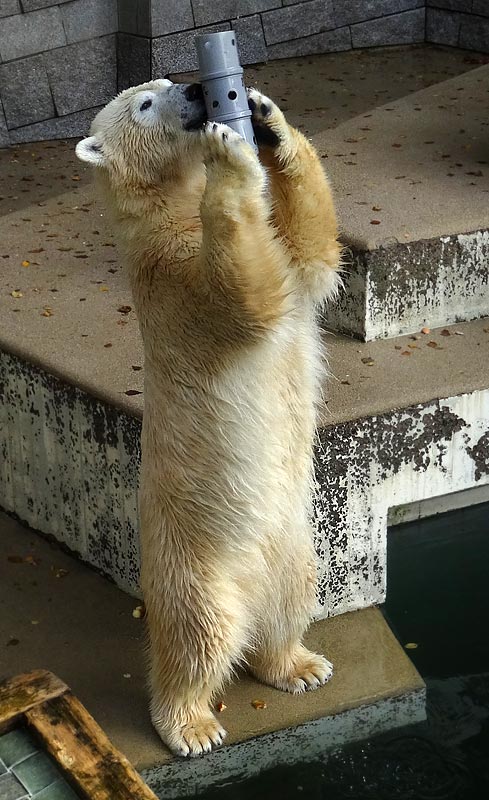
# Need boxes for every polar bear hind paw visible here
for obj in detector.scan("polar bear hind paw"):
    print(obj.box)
[153,712,227,758]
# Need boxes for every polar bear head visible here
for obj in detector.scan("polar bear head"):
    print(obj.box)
[76,79,206,190]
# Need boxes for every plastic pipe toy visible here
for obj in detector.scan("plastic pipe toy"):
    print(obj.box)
[195,30,258,152]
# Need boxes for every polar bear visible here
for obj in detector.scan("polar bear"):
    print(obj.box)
[76,79,341,757]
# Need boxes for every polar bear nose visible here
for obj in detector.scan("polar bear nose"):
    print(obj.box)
[183,83,204,102]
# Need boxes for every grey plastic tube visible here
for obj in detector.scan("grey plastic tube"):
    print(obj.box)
[195,30,258,152]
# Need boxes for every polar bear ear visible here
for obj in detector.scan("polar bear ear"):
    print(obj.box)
[75,135,106,167]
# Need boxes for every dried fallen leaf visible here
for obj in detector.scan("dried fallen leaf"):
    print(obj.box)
[21,260,30,267]
[52,567,69,579]
[401,350,411,356]
[28,247,44,254]
[370,219,381,225]
[251,700,267,709]
[427,341,439,349]
[132,605,145,619]
[361,357,375,366]
[408,343,418,349]
[216,701,227,713]
[6,638,20,647]
[421,327,430,334]
[125,390,143,396]
[394,345,402,350]
[372,206,382,211]
[440,329,451,336]
[454,331,465,336]
[341,379,351,385]
[11,290,23,298]
[99,286,109,292]
[405,642,418,650]
[132,365,143,371]
[41,307,53,317]
[104,343,112,348]
[24,555,40,566]
[117,305,132,314]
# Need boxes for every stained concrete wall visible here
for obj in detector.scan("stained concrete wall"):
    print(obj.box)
[0,1,487,146]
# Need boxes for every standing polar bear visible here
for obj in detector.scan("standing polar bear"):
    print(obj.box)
[76,79,341,757]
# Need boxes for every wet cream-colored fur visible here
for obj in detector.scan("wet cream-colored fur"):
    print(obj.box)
[76,80,341,757]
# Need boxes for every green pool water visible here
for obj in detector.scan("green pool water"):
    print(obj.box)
[195,501,489,800]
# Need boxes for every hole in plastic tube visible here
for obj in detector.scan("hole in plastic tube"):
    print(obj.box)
[212,100,219,108]
[228,90,237,100]
[232,39,235,46]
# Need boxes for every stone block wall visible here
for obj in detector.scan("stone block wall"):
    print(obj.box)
[0,0,118,146]
[426,1,489,51]
[118,1,427,89]
[0,1,488,147]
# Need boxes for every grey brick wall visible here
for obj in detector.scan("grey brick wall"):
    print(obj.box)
[0,0,117,145]
[426,1,489,50]
[0,0,488,146]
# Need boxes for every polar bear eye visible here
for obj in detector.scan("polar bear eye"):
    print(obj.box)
[140,99,152,112]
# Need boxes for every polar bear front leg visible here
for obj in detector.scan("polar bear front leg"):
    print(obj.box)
[199,122,293,333]
[248,88,342,304]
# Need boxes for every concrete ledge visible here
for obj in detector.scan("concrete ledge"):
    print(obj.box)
[314,65,489,339]
[144,689,425,798]
[325,230,489,340]
[0,513,425,796]
[2,317,489,617]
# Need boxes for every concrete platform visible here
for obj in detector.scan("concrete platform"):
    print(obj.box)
[0,513,425,798]
[1,43,488,617]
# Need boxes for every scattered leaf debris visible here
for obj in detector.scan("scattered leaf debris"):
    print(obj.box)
[405,642,418,650]
[117,305,132,314]
[361,357,375,366]
[216,701,227,713]
[401,350,411,356]
[51,567,69,578]
[132,605,145,619]
[251,700,267,710]
[21,260,30,267]
[41,307,53,317]
[427,341,440,349]
[11,290,23,298]
[370,219,381,225]
[421,327,430,335]
[125,390,143,396]
[440,329,451,336]
[6,638,20,647]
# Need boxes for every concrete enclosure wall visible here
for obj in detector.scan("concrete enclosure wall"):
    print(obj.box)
[0,1,488,146]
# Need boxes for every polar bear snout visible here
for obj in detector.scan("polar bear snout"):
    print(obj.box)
[183,83,204,103]
[178,82,207,131]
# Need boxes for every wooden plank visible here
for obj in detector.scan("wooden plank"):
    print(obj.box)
[0,669,68,732]
[25,692,159,800]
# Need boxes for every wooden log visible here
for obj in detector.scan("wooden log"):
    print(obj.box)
[26,692,159,800]
[0,669,68,732]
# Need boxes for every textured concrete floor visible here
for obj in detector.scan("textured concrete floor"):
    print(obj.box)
[0,513,423,772]
[1,46,488,426]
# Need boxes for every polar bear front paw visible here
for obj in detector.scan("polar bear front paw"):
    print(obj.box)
[247,88,290,150]
[202,121,263,181]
